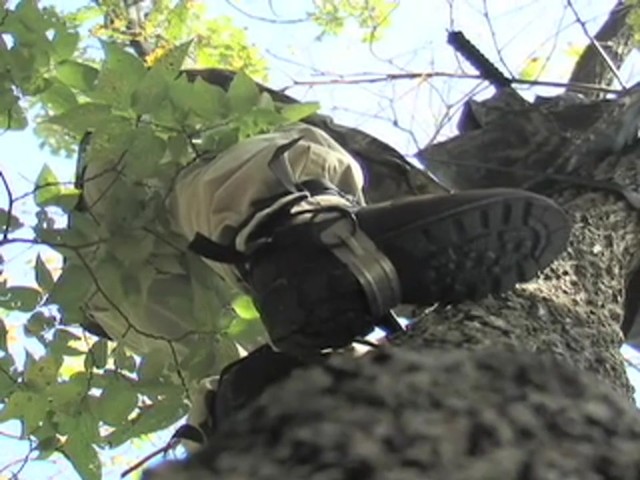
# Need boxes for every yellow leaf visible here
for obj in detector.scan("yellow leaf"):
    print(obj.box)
[519,57,545,81]
[565,43,585,61]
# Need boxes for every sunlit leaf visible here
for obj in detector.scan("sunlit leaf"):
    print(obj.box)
[34,164,63,207]
[40,81,78,113]
[231,295,260,320]
[52,29,79,60]
[227,71,260,115]
[152,40,193,72]
[191,77,227,120]
[92,42,146,109]
[45,102,112,136]
[56,60,99,92]
[519,56,545,81]
[131,67,170,115]
[49,328,85,357]
[280,102,321,122]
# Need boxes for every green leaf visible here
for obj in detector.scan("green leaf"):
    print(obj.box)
[87,338,108,370]
[36,436,62,459]
[167,133,189,164]
[131,67,170,115]
[106,397,187,446]
[98,381,138,426]
[92,42,146,109]
[280,102,321,122]
[200,124,239,155]
[138,348,169,383]
[45,102,112,136]
[49,328,84,357]
[122,127,167,179]
[0,356,17,396]
[0,318,7,351]
[0,390,48,434]
[40,187,81,212]
[127,397,187,436]
[0,286,42,312]
[48,376,88,412]
[257,91,275,110]
[40,81,78,113]
[83,115,136,167]
[231,295,260,320]
[191,77,227,120]
[60,436,101,480]
[52,29,79,60]
[92,257,127,306]
[25,354,60,390]
[153,40,193,73]
[227,71,260,115]
[113,345,136,372]
[35,254,55,292]
[0,100,28,130]
[48,264,93,311]
[34,164,63,208]
[0,208,24,233]
[56,60,99,92]
[55,409,100,443]
[24,311,55,337]
[107,231,155,266]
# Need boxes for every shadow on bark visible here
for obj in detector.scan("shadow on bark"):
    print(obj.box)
[147,348,640,479]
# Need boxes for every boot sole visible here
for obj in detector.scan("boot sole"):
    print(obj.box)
[367,191,570,304]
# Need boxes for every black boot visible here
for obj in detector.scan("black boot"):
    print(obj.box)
[240,187,570,355]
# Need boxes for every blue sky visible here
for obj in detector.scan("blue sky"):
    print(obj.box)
[0,0,637,478]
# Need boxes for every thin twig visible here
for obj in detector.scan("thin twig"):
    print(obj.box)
[223,0,307,24]
[284,71,621,94]
[566,0,627,89]
[0,171,14,240]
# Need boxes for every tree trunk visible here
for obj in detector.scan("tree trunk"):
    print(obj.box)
[567,0,634,97]
[145,132,640,480]
[144,5,640,478]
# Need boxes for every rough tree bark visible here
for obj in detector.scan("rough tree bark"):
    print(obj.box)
[144,5,640,480]
[567,0,634,97]
[144,110,640,478]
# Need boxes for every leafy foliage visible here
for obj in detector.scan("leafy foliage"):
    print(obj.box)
[0,0,401,478]
[311,0,398,42]
[0,1,331,478]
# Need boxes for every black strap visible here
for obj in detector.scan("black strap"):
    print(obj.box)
[188,232,246,264]
[171,424,205,444]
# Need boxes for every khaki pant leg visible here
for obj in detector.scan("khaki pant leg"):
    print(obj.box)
[167,123,366,290]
